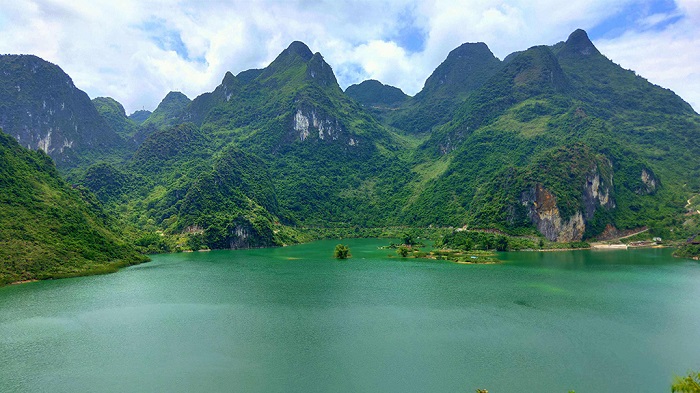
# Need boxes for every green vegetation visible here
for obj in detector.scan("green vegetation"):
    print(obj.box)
[76,34,700,255]
[92,96,140,139]
[436,230,517,251]
[334,244,350,259]
[674,243,700,259]
[128,109,152,124]
[140,91,192,131]
[0,131,146,285]
[672,371,700,393]
[345,79,408,108]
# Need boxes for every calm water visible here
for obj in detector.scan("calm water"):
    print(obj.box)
[1,239,699,392]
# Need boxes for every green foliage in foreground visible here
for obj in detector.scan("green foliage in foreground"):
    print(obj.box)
[0,131,147,285]
[672,371,700,393]
[334,244,350,259]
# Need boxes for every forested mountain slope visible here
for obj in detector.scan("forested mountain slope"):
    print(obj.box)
[402,30,700,240]
[0,130,146,285]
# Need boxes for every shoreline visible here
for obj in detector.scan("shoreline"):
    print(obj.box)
[8,279,39,286]
[2,237,684,287]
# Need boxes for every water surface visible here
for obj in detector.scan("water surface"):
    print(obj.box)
[1,239,699,392]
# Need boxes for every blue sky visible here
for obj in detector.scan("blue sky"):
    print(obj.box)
[0,0,697,112]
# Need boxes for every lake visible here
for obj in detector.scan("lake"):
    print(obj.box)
[1,239,699,392]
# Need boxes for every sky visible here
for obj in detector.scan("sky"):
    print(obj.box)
[1,0,698,114]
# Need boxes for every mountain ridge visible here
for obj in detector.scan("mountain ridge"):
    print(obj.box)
[1,28,699,276]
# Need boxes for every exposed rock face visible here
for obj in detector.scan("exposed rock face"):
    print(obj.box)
[582,169,615,219]
[521,163,614,242]
[639,169,658,194]
[291,106,357,146]
[521,184,586,242]
[229,223,252,249]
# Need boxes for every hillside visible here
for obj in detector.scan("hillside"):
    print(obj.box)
[387,42,503,134]
[403,30,700,241]
[0,130,147,285]
[345,79,409,112]
[83,41,412,246]
[92,96,140,141]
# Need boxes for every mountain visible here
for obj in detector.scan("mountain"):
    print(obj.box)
[92,96,139,140]
[193,41,409,226]
[128,109,152,124]
[0,130,146,285]
[0,55,128,168]
[388,42,503,134]
[80,41,411,251]
[403,29,700,241]
[138,91,192,140]
[345,79,409,108]
[82,32,700,246]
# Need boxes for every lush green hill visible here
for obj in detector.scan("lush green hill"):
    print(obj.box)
[138,91,192,141]
[0,130,146,285]
[128,109,152,124]
[81,33,700,246]
[404,30,700,241]
[92,96,140,141]
[79,41,413,251]
[387,42,503,134]
[345,79,409,108]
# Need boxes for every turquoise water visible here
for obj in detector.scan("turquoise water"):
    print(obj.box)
[1,239,699,392]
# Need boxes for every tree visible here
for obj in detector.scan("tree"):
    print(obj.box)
[402,232,416,246]
[495,235,509,251]
[397,245,410,257]
[672,371,700,392]
[463,238,473,251]
[334,244,350,259]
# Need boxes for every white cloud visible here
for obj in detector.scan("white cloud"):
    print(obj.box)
[0,0,697,113]
[596,5,700,111]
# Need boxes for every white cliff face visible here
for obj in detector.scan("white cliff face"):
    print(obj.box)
[293,107,354,145]
[557,212,586,242]
[584,170,615,215]
[37,130,51,153]
[294,110,310,141]
[59,138,73,153]
[641,169,657,191]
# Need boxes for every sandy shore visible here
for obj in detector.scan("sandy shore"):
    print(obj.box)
[9,279,39,285]
[591,243,629,250]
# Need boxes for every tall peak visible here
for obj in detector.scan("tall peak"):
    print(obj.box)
[418,41,501,98]
[285,41,314,61]
[562,29,600,57]
[450,42,494,58]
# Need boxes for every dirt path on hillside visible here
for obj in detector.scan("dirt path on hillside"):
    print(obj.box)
[617,228,649,240]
